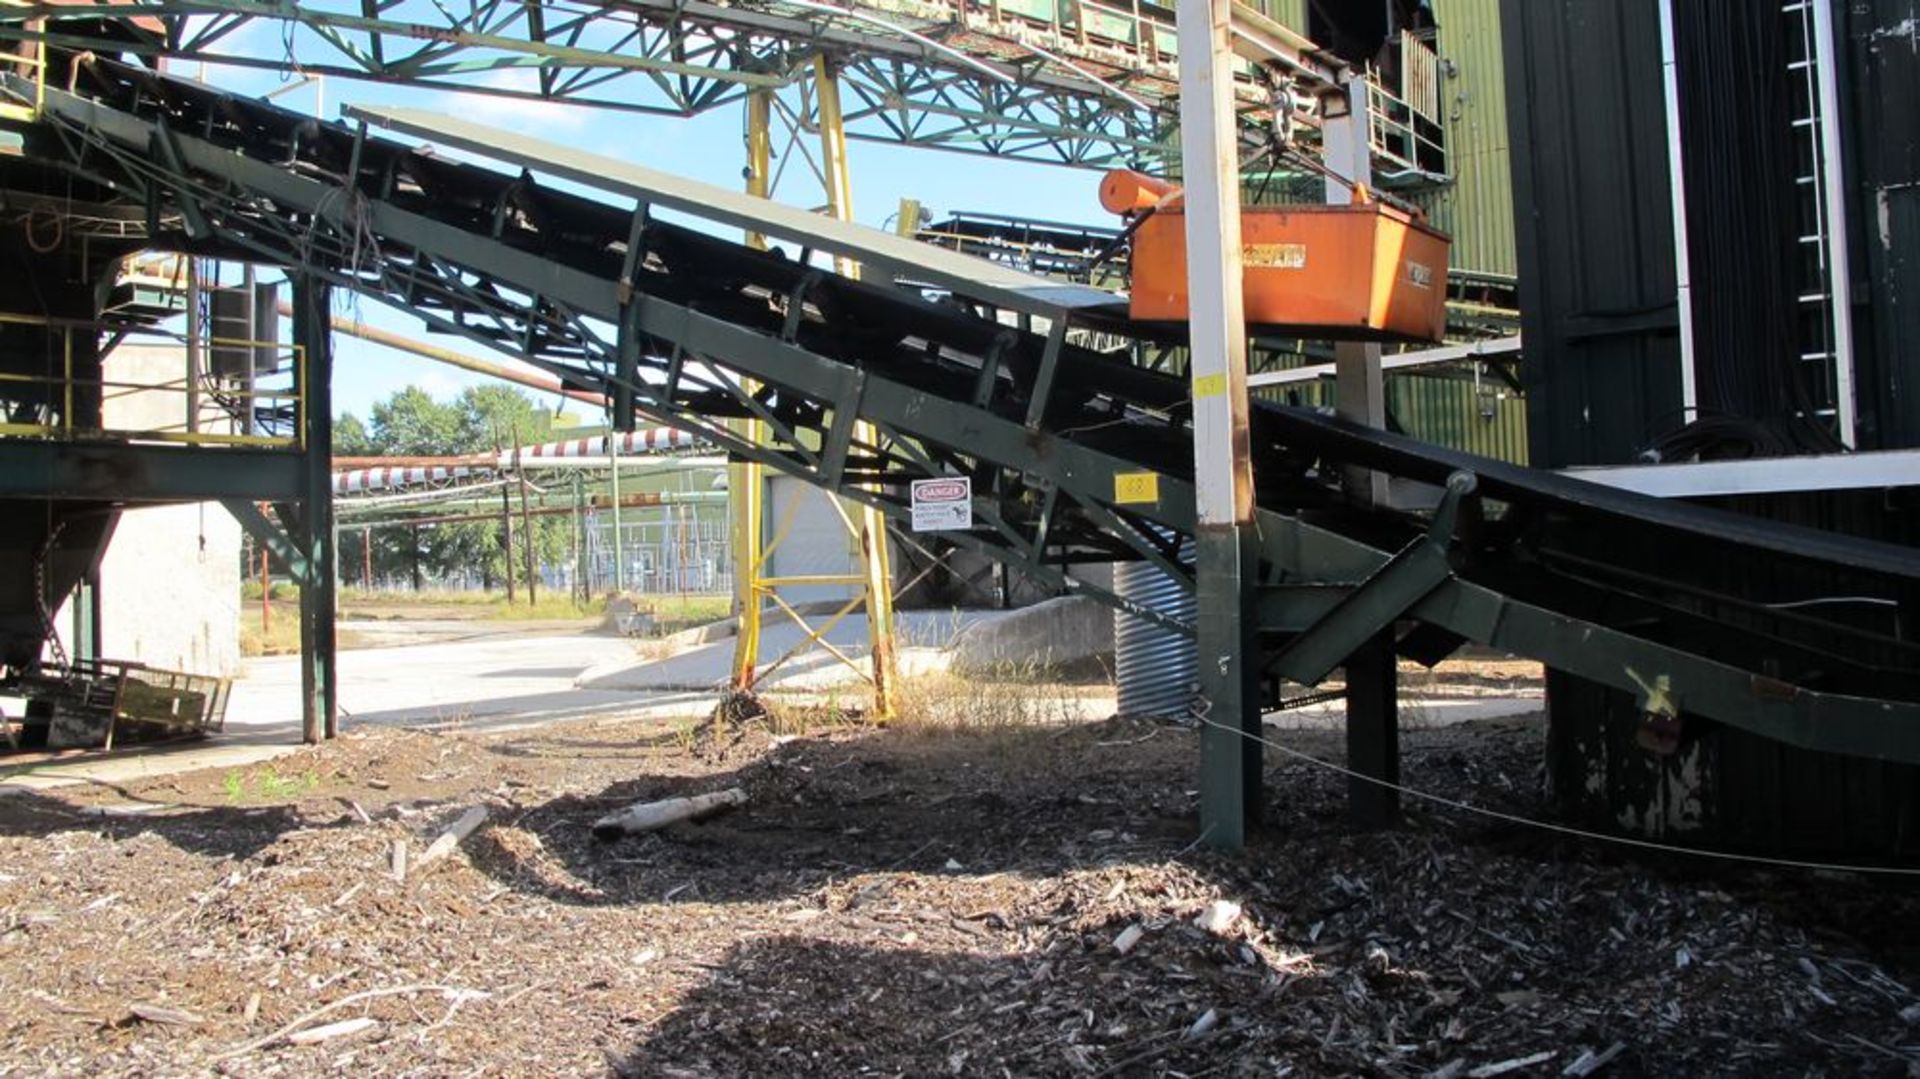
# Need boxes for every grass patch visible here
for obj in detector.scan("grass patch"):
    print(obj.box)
[480,594,607,621]
[749,657,1103,741]
[238,613,302,657]
[624,593,732,635]
[221,764,321,803]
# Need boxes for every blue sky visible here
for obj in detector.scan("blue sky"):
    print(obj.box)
[191,27,1112,423]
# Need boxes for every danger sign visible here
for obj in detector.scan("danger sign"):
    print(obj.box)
[910,476,973,532]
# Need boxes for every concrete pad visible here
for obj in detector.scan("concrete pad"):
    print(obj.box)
[1264,688,1545,730]
[948,596,1113,674]
[579,609,999,693]
[225,631,708,735]
[2,631,712,794]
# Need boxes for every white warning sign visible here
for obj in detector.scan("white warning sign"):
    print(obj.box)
[910,476,973,532]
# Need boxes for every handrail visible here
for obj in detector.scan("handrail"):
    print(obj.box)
[0,24,44,122]
[0,314,304,448]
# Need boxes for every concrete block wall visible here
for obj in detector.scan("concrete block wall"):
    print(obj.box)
[99,503,243,677]
[45,342,244,677]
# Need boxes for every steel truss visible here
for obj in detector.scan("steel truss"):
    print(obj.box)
[0,0,1299,168]
[13,59,1920,764]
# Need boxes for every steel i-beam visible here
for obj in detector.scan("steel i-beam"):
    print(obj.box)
[293,274,339,742]
[815,57,899,718]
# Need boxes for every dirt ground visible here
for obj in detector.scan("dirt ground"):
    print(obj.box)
[3,702,1919,1078]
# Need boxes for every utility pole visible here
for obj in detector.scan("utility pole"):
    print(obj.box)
[608,429,624,594]
[500,481,517,604]
[514,423,537,605]
[1178,0,1261,848]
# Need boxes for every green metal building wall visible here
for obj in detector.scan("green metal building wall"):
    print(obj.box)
[1417,0,1517,279]
[1235,0,1527,462]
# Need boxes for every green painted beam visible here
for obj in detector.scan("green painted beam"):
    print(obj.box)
[220,497,313,585]
[0,440,305,502]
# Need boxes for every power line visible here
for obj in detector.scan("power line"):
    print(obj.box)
[1193,713,1920,878]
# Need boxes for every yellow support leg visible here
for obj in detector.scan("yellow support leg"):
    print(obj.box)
[814,57,898,719]
[729,89,773,694]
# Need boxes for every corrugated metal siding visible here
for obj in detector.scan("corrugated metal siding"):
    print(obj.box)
[1416,0,1516,278]
[1114,551,1198,718]
[1249,0,1305,31]
[1389,372,1528,463]
[1507,1,1920,857]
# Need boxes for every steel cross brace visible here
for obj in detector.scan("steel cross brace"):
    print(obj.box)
[1269,471,1477,685]
[221,498,314,586]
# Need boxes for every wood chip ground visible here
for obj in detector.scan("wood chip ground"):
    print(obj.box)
[2,710,1917,1076]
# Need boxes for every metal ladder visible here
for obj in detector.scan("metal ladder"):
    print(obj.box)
[1782,0,1858,446]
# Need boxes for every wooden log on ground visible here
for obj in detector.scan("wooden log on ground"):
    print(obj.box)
[592,788,747,841]
[415,806,489,871]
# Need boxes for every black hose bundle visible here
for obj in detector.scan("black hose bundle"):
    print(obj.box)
[1671,0,1847,456]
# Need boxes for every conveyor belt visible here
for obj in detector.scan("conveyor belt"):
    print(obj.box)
[7,57,1919,759]
[1260,407,1920,583]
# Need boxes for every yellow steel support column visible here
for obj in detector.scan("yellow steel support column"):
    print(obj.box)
[730,89,773,694]
[814,57,898,718]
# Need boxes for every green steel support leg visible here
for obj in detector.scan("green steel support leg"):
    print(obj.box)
[1197,522,1264,848]
[294,275,338,743]
[1345,628,1399,828]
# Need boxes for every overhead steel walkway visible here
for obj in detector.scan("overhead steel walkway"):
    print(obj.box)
[5,58,1919,826]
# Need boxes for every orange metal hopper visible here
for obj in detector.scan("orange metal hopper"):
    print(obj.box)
[1105,170,1450,344]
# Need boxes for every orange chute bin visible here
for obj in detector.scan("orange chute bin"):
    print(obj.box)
[1099,170,1181,215]
[1101,169,1450,344]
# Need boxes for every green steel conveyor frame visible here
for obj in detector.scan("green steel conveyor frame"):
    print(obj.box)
[4,59,1918,839]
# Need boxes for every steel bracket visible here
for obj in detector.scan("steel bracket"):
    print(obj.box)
[1270,471,1477,685]
[616,200,651,307]
[222,498,313,586]
[1023,317,1069,430]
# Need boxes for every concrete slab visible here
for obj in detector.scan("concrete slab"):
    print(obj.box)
[2,630,713,794]
[579,609,999,692]
[226,631,707,736]
[1265,688,1545,730]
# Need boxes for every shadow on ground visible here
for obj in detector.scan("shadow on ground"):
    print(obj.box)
[0,778,322,860]
[465,717,1204,909]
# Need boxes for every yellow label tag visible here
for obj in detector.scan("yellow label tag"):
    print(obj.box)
[1114,471,1160,505]
[1192,372,1228,399]
[1245,242,1307,269]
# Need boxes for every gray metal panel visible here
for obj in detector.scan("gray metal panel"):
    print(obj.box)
[1501,0,1684,467]
[765,474,856,606]
[1848,0,1920,451]
[347,105,1128,320]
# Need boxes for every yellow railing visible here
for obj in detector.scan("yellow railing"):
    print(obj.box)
[0,25,47,124]
[0,313,305,449]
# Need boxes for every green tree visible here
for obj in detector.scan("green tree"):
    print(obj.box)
[344,385,575,596]
[334,412,374,456]
[369,386,462,455]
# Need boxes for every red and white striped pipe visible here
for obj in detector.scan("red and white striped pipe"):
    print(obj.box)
[332,427,705,495]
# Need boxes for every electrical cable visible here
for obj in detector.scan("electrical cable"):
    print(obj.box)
[1191,711,1920,878]
[1671,3,1847,456]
